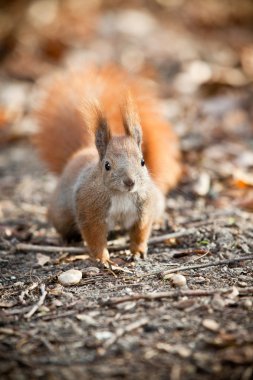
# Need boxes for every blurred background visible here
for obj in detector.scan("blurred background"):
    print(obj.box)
[1,0,253,212]
[1,3,253,379]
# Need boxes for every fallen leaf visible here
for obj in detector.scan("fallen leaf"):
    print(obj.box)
[36,253,51,266]
[48,284,63,296]
[233,170,253,188]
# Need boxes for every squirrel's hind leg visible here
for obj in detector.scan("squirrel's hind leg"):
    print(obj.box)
[48,209,80,242]
[48,194,79,242]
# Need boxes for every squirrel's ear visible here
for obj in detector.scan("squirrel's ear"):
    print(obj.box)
[95,115,111,160]
[81,101,111,160]
[122,92,142,147]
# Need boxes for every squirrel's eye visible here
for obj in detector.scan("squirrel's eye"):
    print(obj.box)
[141,158,145,167]
[105,161,111,171]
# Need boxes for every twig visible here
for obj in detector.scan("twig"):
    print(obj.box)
[24,284,47,319]
[148,228,196,244]
[103,287,253,306]
[190,250,210,262]
[181,209,237,228]
[19,282,39,304]
[103,318,149,348]
[159,254,253,276]
[16,244,89,254]
[15,228,196,254]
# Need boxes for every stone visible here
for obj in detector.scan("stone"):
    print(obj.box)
[58,269,82,286]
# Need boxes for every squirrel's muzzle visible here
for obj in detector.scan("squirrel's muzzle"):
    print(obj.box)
[123,177,135,190]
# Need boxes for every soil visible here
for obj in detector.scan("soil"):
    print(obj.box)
[1,1,253,379]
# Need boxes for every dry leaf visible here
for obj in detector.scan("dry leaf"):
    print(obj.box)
[233,170,253,188]
[36,253,50,266]
[48,284,63,296]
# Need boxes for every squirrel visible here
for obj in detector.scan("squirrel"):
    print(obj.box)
[33,65,181,264]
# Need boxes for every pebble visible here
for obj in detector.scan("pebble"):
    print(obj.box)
[124,287,134,295]
[174,345,191,358]
[58,269,82,286]
[243,299,252,310]
[165,274,187,288]
[202,318,220,332]
[95,331,113,341]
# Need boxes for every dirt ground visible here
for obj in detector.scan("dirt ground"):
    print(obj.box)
[1,1,253,379]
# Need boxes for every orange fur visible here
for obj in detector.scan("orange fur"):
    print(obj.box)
[34,65,181,194]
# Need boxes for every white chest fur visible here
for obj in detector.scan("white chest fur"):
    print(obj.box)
[107,193,138,231]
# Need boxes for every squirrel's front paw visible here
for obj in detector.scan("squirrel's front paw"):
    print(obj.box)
[92,249,118,268]
[94,248,110,265]
[130,243,148,260]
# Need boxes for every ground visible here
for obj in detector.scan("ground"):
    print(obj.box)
[0,1,253,379]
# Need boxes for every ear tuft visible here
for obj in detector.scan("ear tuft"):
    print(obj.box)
[81,100,111,159]
[95,116,111,159]
[122,91,142,147]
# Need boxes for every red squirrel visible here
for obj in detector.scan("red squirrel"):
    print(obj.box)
[34,65,181,264]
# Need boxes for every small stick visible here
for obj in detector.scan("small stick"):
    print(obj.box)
[16,244,89,254]
[148,228,196,244]
[103,287,253,306]
[19,282,39,304]
[15,228,196,254]
[24,284,47,319]
[159,254,253,276]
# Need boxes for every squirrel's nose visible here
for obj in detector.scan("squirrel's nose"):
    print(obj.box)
[123,177,135,189]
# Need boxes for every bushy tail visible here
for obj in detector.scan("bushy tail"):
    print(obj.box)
[33,65,182,193]
[33,71,94,174]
